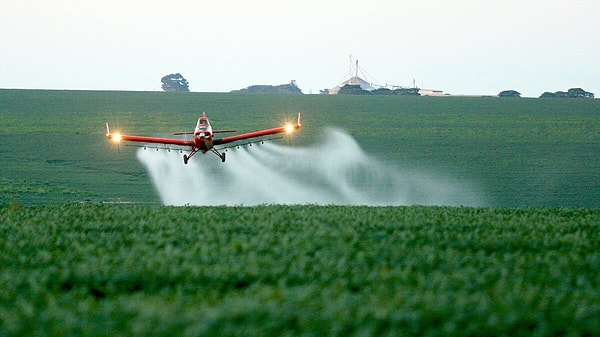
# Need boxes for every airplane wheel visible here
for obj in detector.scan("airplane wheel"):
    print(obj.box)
[183,155,189,165]
[221,153,226,163]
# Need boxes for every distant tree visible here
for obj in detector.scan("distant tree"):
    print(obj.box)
[568,87,594,98]
[230,80,303,94]
[498,90,521,98]
[338,84,371,95]
[392,88,421,96]
[555,91,569,98]
[540,88,594,99]
[539,92,556,98]
[161,73,189,92]
[371,88,393,95]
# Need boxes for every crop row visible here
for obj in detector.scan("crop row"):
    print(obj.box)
[1,204,599,336]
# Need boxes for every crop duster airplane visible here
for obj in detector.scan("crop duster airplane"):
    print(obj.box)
[106,112,301,164]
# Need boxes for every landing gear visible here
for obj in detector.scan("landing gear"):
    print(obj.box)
[182,147,225,164]
[211,148,226,162]
[183,147,199,165]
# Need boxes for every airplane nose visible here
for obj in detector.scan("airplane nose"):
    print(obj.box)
[195,132,213,140]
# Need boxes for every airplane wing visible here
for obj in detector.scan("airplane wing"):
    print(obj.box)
[214,113,302,146]
[105,123,195,147]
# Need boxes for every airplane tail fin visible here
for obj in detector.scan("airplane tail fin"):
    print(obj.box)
[296,112,302,126]
[105,123,111,136]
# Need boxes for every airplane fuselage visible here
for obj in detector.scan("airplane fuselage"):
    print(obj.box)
[194,116,214,153]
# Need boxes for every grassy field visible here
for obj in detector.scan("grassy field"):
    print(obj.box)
[1,89,599,206]
[1,204,599,336]
[1,90,599,335]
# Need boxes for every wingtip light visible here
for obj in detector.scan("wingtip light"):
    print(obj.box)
[106,123,121,142]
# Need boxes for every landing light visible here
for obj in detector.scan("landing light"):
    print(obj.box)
[285,124,294,133]
[112,133,122,142]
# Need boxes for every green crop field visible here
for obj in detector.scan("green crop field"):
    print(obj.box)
[1,204,599,336]
[1,89,599,206]
[1,90,599,336]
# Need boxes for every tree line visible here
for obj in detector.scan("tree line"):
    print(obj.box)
[160,72,595,99]
[499,88,594,98]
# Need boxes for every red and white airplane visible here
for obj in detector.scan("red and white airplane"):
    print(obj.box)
[106,112,301,164]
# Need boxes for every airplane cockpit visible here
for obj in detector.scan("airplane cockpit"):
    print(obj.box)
[195,117,212,138]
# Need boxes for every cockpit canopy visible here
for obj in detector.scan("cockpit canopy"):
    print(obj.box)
[195,117,212,137]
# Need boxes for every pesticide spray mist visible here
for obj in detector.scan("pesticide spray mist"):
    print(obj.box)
[137,129,485,206]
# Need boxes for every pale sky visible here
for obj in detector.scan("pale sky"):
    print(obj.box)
[1,0,599,97]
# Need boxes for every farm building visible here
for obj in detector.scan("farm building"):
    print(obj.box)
[418,89,445,96]
[321,57,444,96]
[326,76,374,95]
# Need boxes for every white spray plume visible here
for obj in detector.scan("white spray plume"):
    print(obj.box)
[136,129,486,206]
